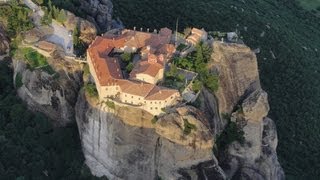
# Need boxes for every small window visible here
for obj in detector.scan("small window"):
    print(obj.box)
[150,107,153,110]
[155,102,157,104]
[131,101,133,104]
[125,100,127,103]
[165,101,167,103]
[155,107,158,110]
[150,102,152,104]
[144,101,146,103]
[131,96,133,98]
[159,101,161,104]
[125,94,127,97]
[139,98,140,100]
[171,96,173,99]
[116,87,118,90]
[106,88,108,91]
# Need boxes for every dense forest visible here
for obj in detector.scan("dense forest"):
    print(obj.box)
[109,0,320,178]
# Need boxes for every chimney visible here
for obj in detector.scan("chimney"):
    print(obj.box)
[159,90,162,94]
[147,28,150,32]
[154,29,157,33]
[140,27,143,31]
[133,26,136,31]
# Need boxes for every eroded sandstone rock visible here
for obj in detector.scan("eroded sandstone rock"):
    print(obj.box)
[0,25,9,57]
[79,0,113,32]
[76,92,221,179]
[210,42,261,115]
[12,54,82,126]
[64,11,97,44]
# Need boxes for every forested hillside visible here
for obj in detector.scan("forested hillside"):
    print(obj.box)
[0,59,105,179]
[111,0,320,178]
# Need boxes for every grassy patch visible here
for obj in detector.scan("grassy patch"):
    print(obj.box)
[183,119,197,135]
[14,48,55,75]
[84,83,98,98]
[105,101,115,109]
[83,64,90,77]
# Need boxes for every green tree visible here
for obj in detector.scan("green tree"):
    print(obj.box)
[121,52,132,62]
[192,79,202,93]
[73,26,80,46]
[84,83,98,98]
[15,73,23,88]
[56,9,67,23]
[126,62,134,72]
[41,8,52,25]
[33,0,43,5]
[204,75,219,92]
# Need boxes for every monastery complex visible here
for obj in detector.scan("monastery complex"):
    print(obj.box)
[87,28,181,115]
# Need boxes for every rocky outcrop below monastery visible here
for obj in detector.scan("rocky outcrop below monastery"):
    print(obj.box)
[76,92,222,179]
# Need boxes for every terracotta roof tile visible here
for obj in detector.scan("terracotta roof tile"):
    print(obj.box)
[87,28,180,102]
[145,87,179,100]
[121,81,156,97]
[37,41,56,52]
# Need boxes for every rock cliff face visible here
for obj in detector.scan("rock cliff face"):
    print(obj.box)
[210,42,261,115]
[79,0,113,32]
[12,55,83,126]
[0,25,9,58]
[205,42,284,180]
[64,11,97,44]
[76,92,224,179]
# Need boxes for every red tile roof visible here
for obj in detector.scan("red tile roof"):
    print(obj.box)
[87,28,179,101]
[145,87,179,100]
[130,59,163,78]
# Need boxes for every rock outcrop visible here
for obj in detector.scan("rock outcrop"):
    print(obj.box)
[206,42,284,180]
[64,11,97,44]
[73,40,284,180]
[76,92,224,179]
[220,90,284,180]
[0,25,9,58]
[12,54,83,126]
[210,42,261,115]
[79,0,113,32]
